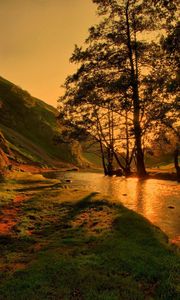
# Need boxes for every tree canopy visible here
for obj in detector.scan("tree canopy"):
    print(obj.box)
[58,0,179,178]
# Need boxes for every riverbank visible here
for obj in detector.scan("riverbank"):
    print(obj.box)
[2,162,179,182]
[0,173,179,299]
[80,168,179,182]
[147,171,179,182]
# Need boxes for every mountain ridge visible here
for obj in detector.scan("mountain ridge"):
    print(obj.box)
[0,76,88,171]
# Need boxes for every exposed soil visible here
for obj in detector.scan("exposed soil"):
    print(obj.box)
[0,194,32,235]
[0,208,17,234]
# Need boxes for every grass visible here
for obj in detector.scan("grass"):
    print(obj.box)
[83,152,102,168]
[0,183,179,299]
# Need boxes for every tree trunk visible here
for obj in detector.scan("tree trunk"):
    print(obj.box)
[134,120,146,177]
[125,1,146,178]
[99,139,108,175]
[113,151,125,174]
[107,148,114,176]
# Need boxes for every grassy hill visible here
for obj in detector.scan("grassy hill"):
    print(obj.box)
[0,76,87,168]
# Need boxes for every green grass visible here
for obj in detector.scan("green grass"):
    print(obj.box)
[83,152,102,167]
[0,183,179,300]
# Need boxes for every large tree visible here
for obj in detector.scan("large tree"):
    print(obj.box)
[58,0,178,177]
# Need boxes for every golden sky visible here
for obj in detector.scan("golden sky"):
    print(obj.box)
[0,0,97,107]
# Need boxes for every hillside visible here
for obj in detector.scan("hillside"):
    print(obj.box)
[0,76,88,169]
[0,131,11,168]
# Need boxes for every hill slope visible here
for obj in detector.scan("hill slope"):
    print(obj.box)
[0,76,87,169]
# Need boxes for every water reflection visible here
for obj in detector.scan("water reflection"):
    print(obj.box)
[45,171,180,244]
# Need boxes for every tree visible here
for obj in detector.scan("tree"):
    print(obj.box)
[164,21,180,181]
[58,90,135,175]
[58,0,178,177]
[88,0,171,177]
[144,0,179,179]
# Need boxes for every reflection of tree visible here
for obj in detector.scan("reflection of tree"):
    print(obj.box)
[134,180,146,213]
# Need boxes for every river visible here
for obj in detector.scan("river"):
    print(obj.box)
[45,171,180,245]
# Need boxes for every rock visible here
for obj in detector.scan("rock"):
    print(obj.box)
[168,206,175,209]
[67,167,79,172]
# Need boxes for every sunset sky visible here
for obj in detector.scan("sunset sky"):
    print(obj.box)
[0,0,97,107]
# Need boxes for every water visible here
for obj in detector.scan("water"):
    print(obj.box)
[45,171,180,245]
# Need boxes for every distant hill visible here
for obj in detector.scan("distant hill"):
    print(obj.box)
[0,76,88,169]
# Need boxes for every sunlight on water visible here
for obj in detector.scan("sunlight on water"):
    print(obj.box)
[45,171,180,245]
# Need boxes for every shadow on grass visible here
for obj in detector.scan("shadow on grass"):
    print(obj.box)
[0,191,179,300]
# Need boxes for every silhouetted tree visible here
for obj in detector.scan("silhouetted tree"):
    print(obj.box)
[58,0,178,177]
[144,0,179,179]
